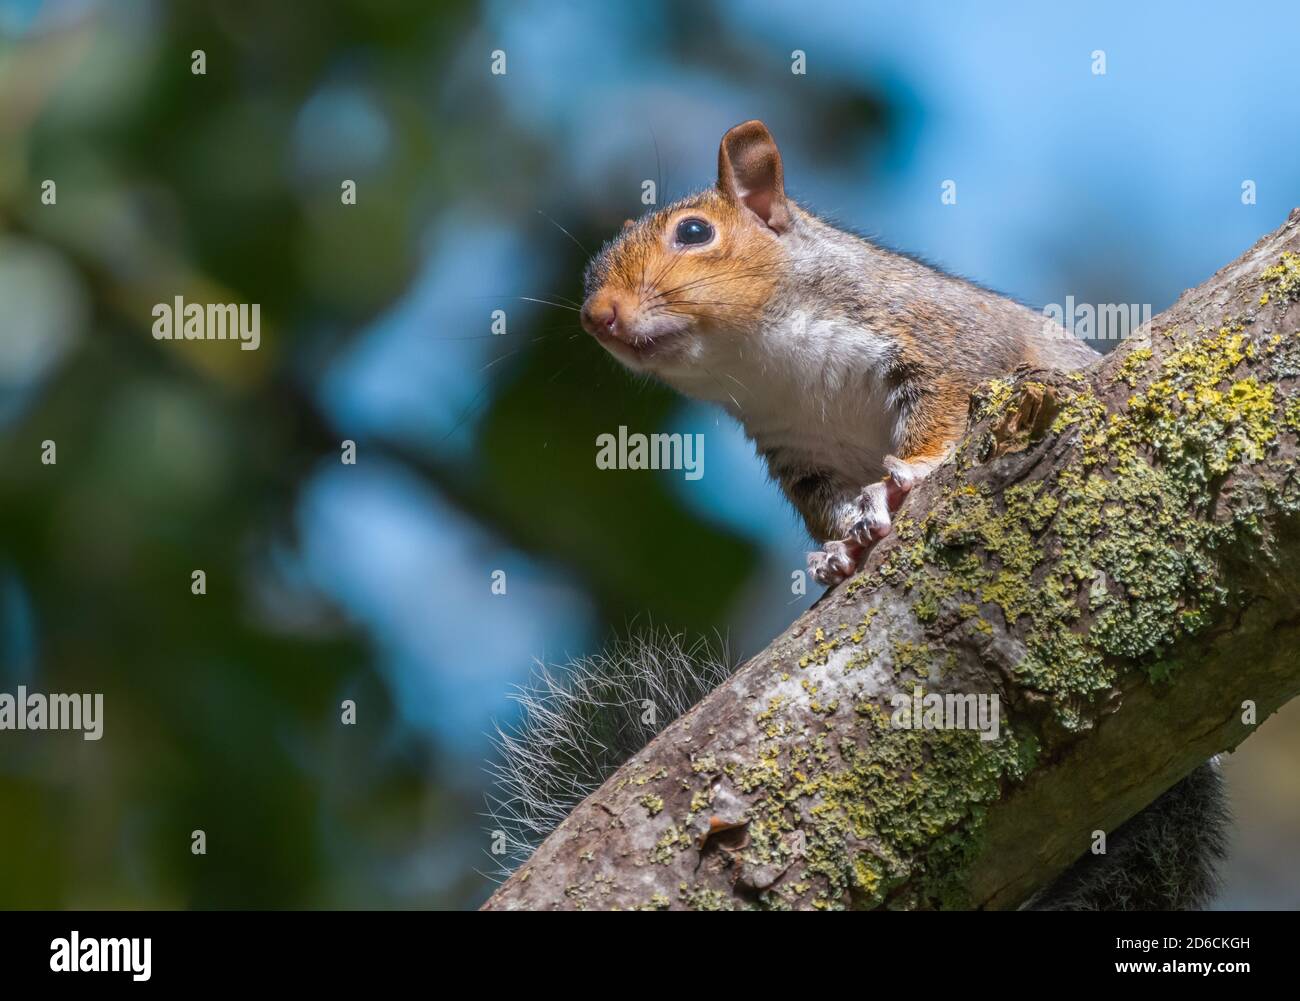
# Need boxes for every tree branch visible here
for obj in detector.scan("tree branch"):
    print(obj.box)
[484,210,1300,911]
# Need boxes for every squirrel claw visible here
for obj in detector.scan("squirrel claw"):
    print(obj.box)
[882,455,916,505]
[810,458,925,588]
[848,480,892,546]
[846,457,920,545]
[848,518,890,548]
[808,540,861,586]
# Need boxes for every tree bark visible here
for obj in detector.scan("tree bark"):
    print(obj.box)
[484,210,1300,911]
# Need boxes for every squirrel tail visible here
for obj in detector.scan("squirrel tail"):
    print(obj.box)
[485,628,733,878]
[1026,760,1230,911]
[486,633,1229,908]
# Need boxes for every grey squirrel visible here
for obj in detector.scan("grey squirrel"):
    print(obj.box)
[488,120,1228,908]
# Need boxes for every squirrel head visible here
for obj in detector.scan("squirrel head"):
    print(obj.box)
[581,120,793,378]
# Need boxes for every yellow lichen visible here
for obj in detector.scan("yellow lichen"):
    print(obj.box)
[1259,250,1300,303]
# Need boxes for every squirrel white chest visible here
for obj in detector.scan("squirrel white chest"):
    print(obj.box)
[692,315,901,484]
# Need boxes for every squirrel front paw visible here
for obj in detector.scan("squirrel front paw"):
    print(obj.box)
[810,457,922,588]
[847,456,916,546]
[847,479,892,546]
[807,540,863,586]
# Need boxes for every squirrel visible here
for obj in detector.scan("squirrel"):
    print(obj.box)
[580,119,1099,586]
[487,120,1229,909]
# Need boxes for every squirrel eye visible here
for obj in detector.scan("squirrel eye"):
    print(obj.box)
[674,217,714,246]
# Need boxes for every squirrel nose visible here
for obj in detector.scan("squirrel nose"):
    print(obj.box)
[581,294,621,338]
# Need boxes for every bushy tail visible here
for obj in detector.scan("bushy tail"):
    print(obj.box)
[485,629,733,877]
[1027,760,1230,911]
[486,633,1229,908]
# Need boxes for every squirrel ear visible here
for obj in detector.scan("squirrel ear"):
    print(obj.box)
[717,120,791,233]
